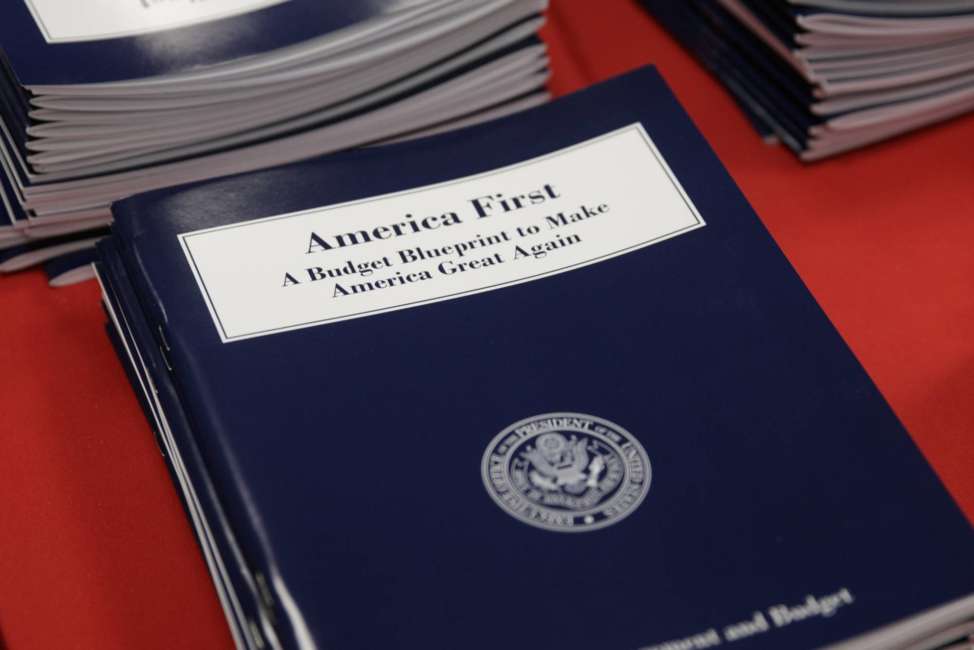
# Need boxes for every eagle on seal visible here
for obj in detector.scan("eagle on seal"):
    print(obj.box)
[526,433,605,493]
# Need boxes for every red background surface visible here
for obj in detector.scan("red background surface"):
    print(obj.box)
[1,2,972,648]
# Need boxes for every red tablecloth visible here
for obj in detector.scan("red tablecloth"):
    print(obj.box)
[1,2,971,648]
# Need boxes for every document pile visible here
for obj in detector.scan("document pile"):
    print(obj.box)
[96,67,974,650]
[0,0,550,280]
[641,0,974,160]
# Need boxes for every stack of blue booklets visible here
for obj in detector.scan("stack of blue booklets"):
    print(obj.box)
[641,1,974,160]
[95,66,973,650]
[0,0,551,283]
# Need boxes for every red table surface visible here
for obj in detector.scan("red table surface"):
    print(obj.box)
[1,2,972,648]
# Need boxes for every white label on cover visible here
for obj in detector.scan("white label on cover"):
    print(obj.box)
[24,0,288,44]
[180,124,706,343]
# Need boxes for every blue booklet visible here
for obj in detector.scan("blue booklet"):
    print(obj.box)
[42,245,97,286]
[0,1,552,270]
[642,1,816,153]
[640,1,974,160]
[0,1,396,85]
[97,66,974,650]
[97,235,270,649]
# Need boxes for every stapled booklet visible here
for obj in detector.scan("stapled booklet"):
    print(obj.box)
[96,66,974,650]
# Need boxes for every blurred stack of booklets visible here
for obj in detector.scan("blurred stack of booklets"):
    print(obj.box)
[96,66,974,650]
[640,0,974,160]
[0,0,550,283]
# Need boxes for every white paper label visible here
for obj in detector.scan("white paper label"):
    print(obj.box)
[24,0,288,44]
[180,124,706,343]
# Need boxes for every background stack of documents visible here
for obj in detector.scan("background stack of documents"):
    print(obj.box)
[640,0,974,160]
[0,0,550,281]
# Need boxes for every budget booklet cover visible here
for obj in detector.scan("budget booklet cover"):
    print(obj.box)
[99,67,974,650]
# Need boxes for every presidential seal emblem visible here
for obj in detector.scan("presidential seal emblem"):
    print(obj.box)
[481,412,651,532]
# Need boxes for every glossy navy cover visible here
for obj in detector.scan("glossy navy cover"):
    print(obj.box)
[0,0,408,85]
[107,67,974,650]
